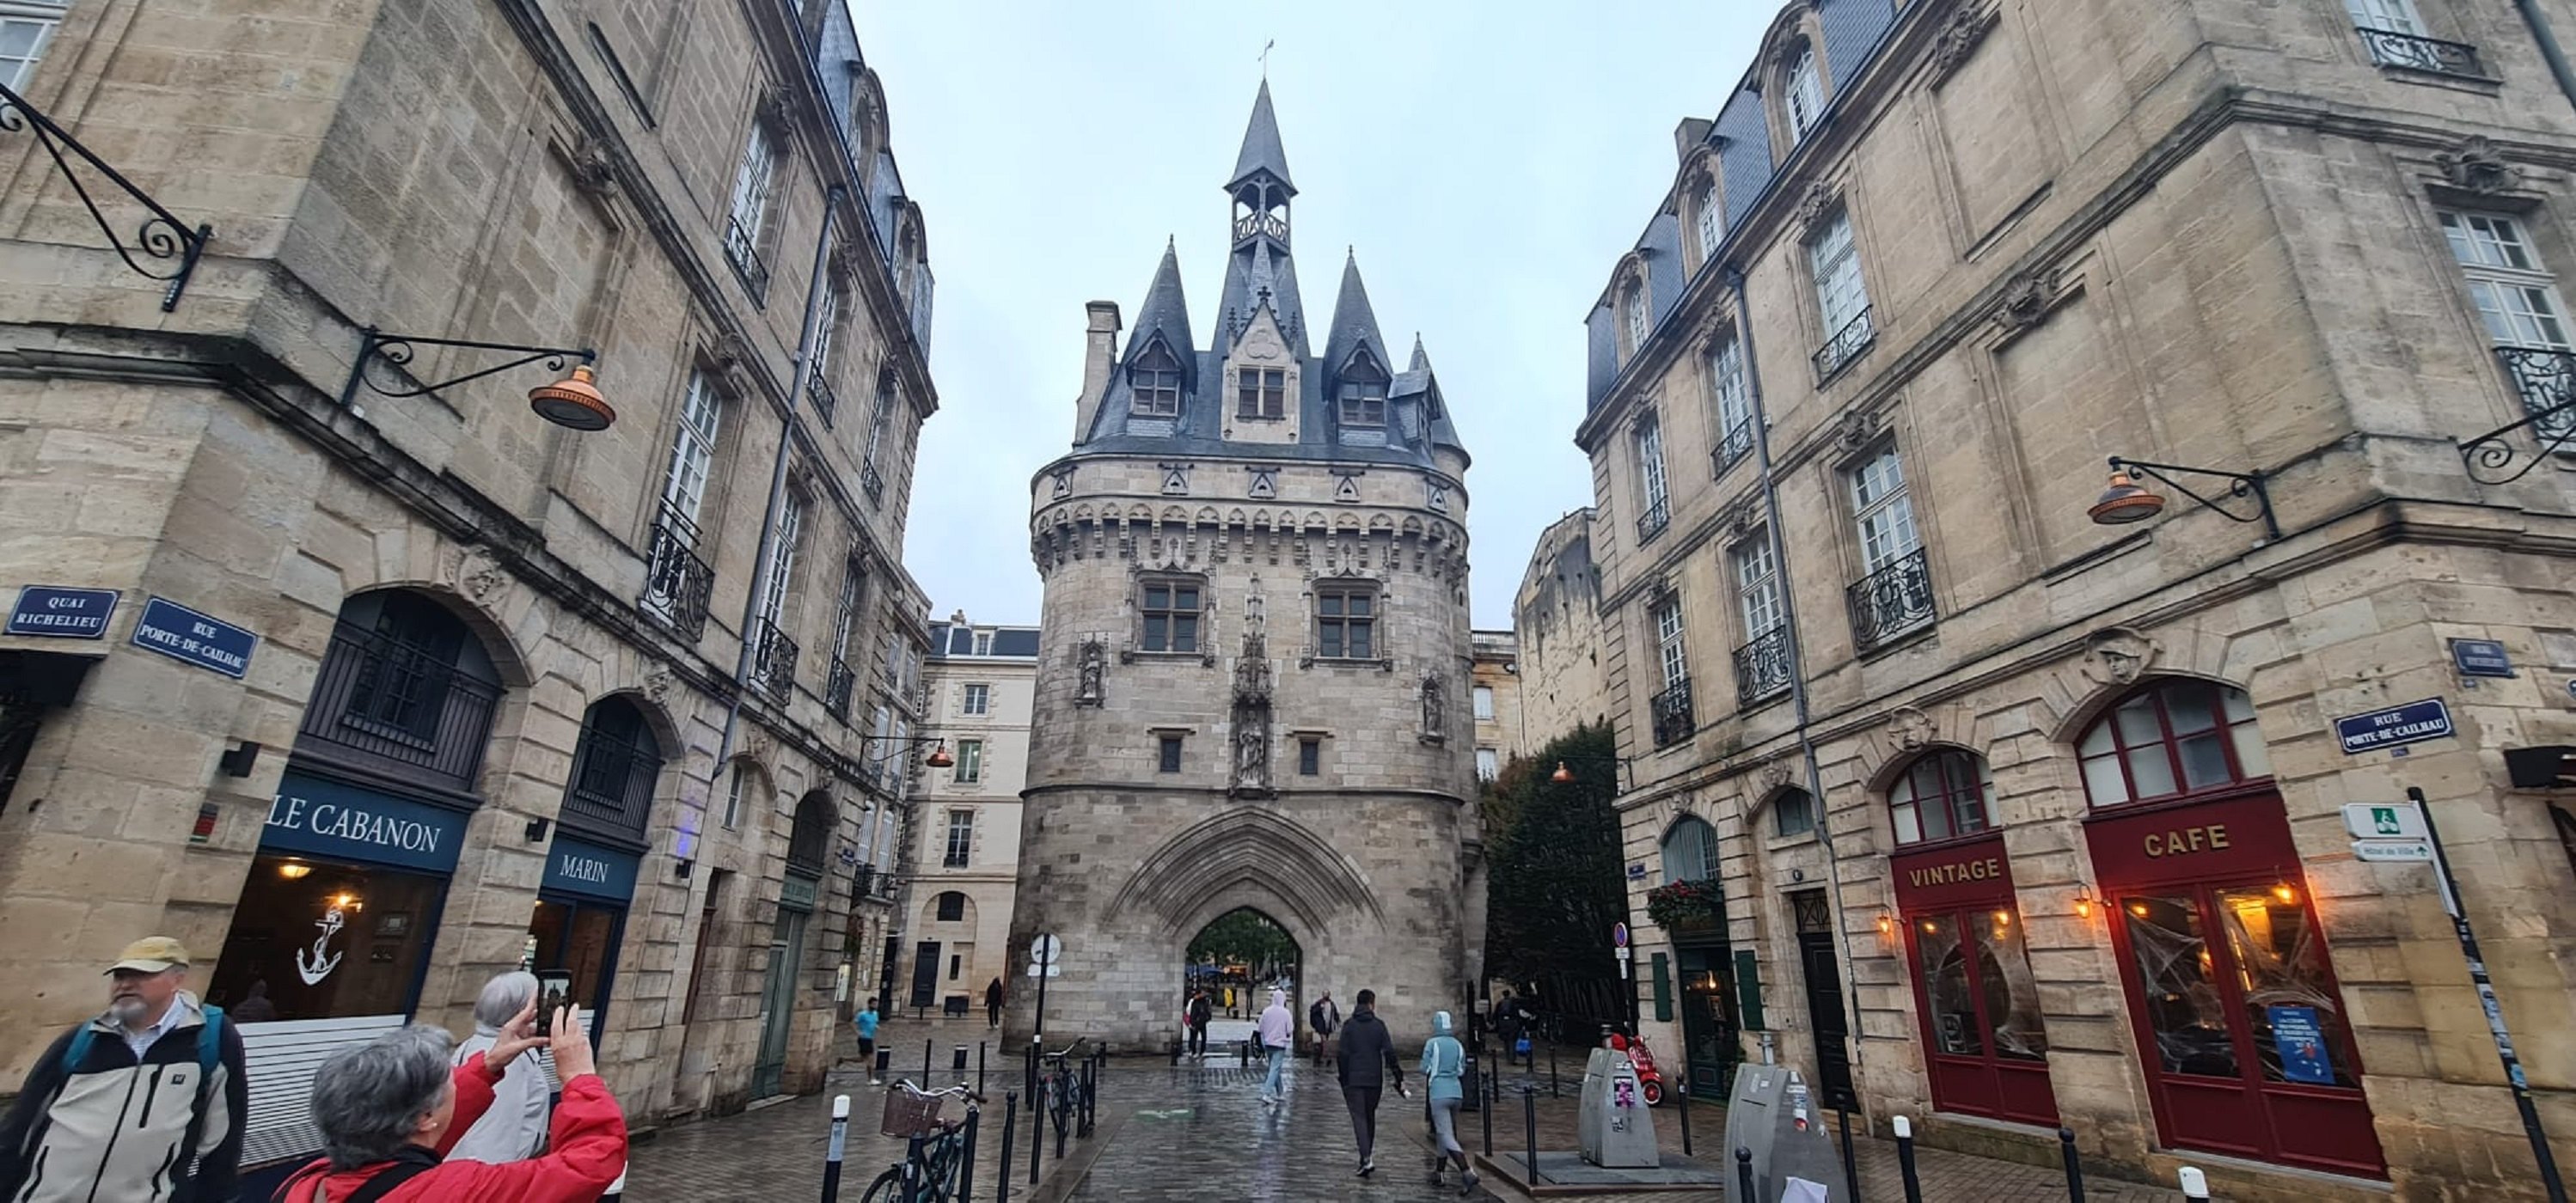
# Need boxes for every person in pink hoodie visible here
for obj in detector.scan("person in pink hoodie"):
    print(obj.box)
[1257,988,1295,1105]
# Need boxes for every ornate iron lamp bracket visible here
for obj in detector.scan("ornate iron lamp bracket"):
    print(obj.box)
[2457,398,2576,485]
[338,327,595,409]
[0,82,214,312]
[2107,455,2282,540]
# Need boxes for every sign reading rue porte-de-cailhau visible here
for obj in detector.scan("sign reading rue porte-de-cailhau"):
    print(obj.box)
[2330,698,2453,756]
[129,595,256,679]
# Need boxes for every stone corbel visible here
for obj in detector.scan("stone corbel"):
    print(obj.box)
[1927,2,1998,84]
[2079,626,2160,687]
[2437,136,2522,196]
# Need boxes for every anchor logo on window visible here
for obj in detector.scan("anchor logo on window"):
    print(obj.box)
[296,908,347,986]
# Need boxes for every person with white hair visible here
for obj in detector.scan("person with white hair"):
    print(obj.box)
[447,971,550,1164]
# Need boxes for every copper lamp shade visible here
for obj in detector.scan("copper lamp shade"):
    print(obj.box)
[2089,467,2165,525]
[924,744,956,769]
[529,364,616,431]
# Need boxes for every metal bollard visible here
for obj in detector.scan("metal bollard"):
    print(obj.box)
[1055,1084,1069,1161]
[1735,1147,1755,1203]
[1028,1050,1042,1188]
[1894,1115,1923,1203]
[2178,1166,2211,1201]
[925,1039,935,1085]
[954,1045,970,1085]
[874,1048,892,1081]
[1523,1087,1539,1185]
[1838,1101,1859,1202]
[995,1091,1018,1203]
[903,1133,926,1203]
[1547,1040,1560,1097]
[978,1041,988,1096]
[1481,1068,1495,1156]
[819,1094,849,1203]
[1677,1078,1692,1157]
[956,1105,982,1203]
[2060,1126,2086,1202]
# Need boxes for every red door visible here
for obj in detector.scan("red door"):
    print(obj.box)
[1893,834,2057,1127]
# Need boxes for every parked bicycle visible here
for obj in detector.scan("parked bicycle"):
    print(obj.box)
[862,1079,981,1203]
[1038,1038,1090,1140]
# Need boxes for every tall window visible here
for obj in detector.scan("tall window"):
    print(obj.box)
[1785,45,1826,142]
[829,555,866,663]
[1635,414,1671,540]
[662,372,724,526]
[866,367,897,477]
[962,683,990,716]
[952,739,984,785]
[1733,537,1784,639]
[1851,446,1919,572]
[2346,0,2424,34]
[722,762,748,830]
[810,282,844,424]
[2077,681,2271,808]
[1710,335,1754,472]
[1652,594,1688,688]
[1237,367,1287,419]
[757,491,805,624]
[725,122,778,287]
[1140,580,1201,653]
[1773,788,1817,837]
[1472,686,1496,721]
[1476,748,1500,781]
[1661,815,1718,883]
[1,3,65,92]
[1158,735,1184,773]
[944,810,974,867]
[1623,279,1652,353]
[1297,737,1320,776]
[1129,341,1183,417]
[1317,584,1377,659]
[2444,211,2575,434]
[1694,180,1724,264]
[1337,351,1388,426]
[1811,210,1869,341]
[1888,750,1995,846]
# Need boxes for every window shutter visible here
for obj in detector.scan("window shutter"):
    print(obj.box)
[1734,950,1765,1031]
[1651,953,1673,1023]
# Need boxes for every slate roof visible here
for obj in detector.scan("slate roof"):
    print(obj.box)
[1227,78,1297,195]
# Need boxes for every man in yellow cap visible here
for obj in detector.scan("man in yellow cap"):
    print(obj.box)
[0,937,248,1202]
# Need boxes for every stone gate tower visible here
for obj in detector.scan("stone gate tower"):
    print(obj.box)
[1011,82,1479,1048]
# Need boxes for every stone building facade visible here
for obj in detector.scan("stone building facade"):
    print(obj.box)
[0,0,941,1176]
[1012,82,1482,1050]
[1470,629,1524,780]
[904,614,1037,1013]
[1575,2,2576,1200]
[1512,507,1612,748]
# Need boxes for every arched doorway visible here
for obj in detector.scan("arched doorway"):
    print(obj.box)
[755,790,835,1098]
[1180,907,1300,1055]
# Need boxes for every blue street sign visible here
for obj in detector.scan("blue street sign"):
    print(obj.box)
[129,596,256,679]
[6,586,119,639]
[2449,639,2515,679]
[2332,698,2454,755]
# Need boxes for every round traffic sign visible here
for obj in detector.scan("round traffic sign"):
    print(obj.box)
[1612,922,1630,949]
[1030,933,1063,965]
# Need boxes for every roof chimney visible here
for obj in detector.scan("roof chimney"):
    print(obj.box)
[1673,117,1714,166]
[1075,301,1122,441]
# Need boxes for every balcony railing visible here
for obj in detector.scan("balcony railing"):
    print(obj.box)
[1847,546,1937,653]
[1637,495,1672,544]
[562,723,659,845]
[807,371,838,428]
[750,615,799,699]
[296,626,501,793]
[640,502,715,641]
[1713,419,1756,477]
[1650,677,1695,748]
[1733,626,1794,705]
[825,656,856,722]
[2495,345,2576,439]
[2355,26,2487,77]
[724,214,770,296]
[861,460,885,504]
[1812,306,1875,382]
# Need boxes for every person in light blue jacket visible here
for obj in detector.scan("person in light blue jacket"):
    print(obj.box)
[1419,1011,1477,1194]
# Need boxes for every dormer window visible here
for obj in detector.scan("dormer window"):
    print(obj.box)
[1337,351,1388,426]
[1694,179,1724,264]
[1237,368,1287,419]
[1623,278,1651,354]
[1130,341,1183,417]
[1785,45,1826,143]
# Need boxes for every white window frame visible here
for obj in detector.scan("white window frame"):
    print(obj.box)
[722,763,747,830]
[728,123,778,247]
[1785,46,1826,143]
[829,556,866,662]
[1652,595,1689,689]
[662,372,723,527]
[1732,535,1784,638]
[972,630,994,656]
[1694,180,1724,265]
[0,3,66,94]
[1710,336,1752,443]
[1851,446,1920,573]
[943,809,974,867]
[1623,279,1651,354]
[2442,211,2573,350]
[952,739,983,785]
[962,683,990,716]
[1635,415,1670,516]
[1476,748,1500,781]
[2345,0,2424,34]
[812,282,842,379]
[1809,211,1868,339]
[866,368,896,472]
[1472,685,1496,721]
[756,490,805,624]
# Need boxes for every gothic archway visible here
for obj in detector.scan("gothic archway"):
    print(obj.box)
[1178,907,1303,1055]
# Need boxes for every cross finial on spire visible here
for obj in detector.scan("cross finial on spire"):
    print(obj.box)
[1259,39,1275,78]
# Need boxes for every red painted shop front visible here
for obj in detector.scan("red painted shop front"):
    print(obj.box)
[1891,831,2058,1126]
[2084,791,2385,1177]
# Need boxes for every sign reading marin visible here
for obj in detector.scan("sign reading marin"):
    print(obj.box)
[261,771,468,876]
[6,586,119,638]
[2331,698,2453,755]
[542,835,641,903]
[129,596,257,679]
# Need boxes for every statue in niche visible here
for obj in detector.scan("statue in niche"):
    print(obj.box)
[1233,632,1272,795]
[1076,638,1105,705]
[1419,673,1446,744]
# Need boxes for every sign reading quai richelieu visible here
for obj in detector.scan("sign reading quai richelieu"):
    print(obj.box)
[6,586,119,638]
[261,771,467,875]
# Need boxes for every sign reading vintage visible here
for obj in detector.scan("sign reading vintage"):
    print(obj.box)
[6,586,119,638]
[1889,832,2016,913]
[129,596,256,679]
[2330,699,2453,755]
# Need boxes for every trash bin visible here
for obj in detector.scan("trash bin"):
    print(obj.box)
[1576,1048,1660,1168]
[1717,1064,1847,1200]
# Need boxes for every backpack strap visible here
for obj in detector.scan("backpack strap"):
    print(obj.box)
[61,1024,95,1074]
[345,1160,436,1203]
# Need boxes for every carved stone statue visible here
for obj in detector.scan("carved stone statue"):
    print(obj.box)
[1077,638,1105,705]
[1233,722,1269,794]
[1419,673,1446,742]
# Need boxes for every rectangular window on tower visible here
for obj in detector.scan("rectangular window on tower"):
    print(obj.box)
[1316,584,1378,660]
[1140,580,1202,653]
[1158,735,1184,773]
[1237,368,1287,419]
[1298,738,1321,776]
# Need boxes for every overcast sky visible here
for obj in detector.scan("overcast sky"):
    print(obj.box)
[867,3,1761,629]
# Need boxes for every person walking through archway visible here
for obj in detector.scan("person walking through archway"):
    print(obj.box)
[1334,990,1405,1177]
[1257,988,1294,1105]
[1420,1011,1477,1194]
[1308,992,1341,1067]
[984,978,1006,1029]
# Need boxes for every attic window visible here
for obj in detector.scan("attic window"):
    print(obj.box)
[1130,341,1183,417]
[1337,351,1388,427]
[1237,368,1286,419]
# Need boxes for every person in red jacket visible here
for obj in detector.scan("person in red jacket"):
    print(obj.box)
[270,998,625,1202]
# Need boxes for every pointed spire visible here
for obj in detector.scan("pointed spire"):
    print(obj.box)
[1126,238,1196,368]
[1227,79,1297,195]
[1409,332,1430,372]
[1323,249,1386,379]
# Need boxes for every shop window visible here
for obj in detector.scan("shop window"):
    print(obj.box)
[2077,681,2271,807]
[210,854,446,1022]
[563,696,662,846]
[1888,750,1993,846]
[1661,816,1718,884]
[1915,910,2049,1061]
[529,896,623,1035]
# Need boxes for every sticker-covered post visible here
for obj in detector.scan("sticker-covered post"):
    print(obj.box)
[2410,785,2565,1203]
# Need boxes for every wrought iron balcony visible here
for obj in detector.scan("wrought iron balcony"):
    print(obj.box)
[296,626,501,793]
[1650,677,1696,748]
[1733,626,1794,705]
[1637,495,1672,545]
[750,615,799,698]
[1812,306,1875,382]
[724,214,770,296]
[862,460,885,504]
[825,656,856,722]
[1713,419,1756,477]
[807,371,838,428]
[1233,211,1289,244]
[2495,345,2576,438]
[2354,27,2486,77]
[562,721,658,846]
[1846,546,1937,653]
[640,502,715,641]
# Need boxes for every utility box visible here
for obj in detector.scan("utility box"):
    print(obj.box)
[1576,1048,1661,1168]
[1719,1064,1846,1201]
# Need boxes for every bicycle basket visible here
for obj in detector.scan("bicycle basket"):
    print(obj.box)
[880,1089,946,1139]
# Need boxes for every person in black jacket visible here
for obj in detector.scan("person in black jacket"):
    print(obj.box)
[1185,990,1213,1057]
[0,937,248,1203]
[1331,989,1405,1177]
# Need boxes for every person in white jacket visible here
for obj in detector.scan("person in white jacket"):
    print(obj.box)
[448,971,551,1163]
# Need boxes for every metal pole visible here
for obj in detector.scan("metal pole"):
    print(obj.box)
[2059,1127,2086,1202]
[1735,1147,1756,1203]
[902,1134,925,1203]
[924,1039,933,1085]
[1027,1047,1042,1188]
[954,1045,970,1085]
[1894,1115,1922,1203]
[2512,0,2576,115]
[1482,1066,1495,1156]
[978,1041,987,1096]
[1523,1087,1539,1186]
[2179,1166,2210,1201]
[1548,1039,1559,1097]
[956,1106,981,1203]
[1678,1078,1693,1157]
[995,1091,1018,1203]
[818,1094,849,1203]
[2413,785,2567,1202]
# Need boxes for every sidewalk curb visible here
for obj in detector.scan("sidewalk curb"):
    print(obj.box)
[1013,1103,1132,1203]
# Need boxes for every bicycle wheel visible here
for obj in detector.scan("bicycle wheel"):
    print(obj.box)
[922,1132,965,1202]
[859,1166,908,1203]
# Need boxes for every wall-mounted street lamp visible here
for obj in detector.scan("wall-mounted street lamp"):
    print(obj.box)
[339,327,615,431]
[0,82,214,312]
[857,734,954,774]
[2088,455,2280,540]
